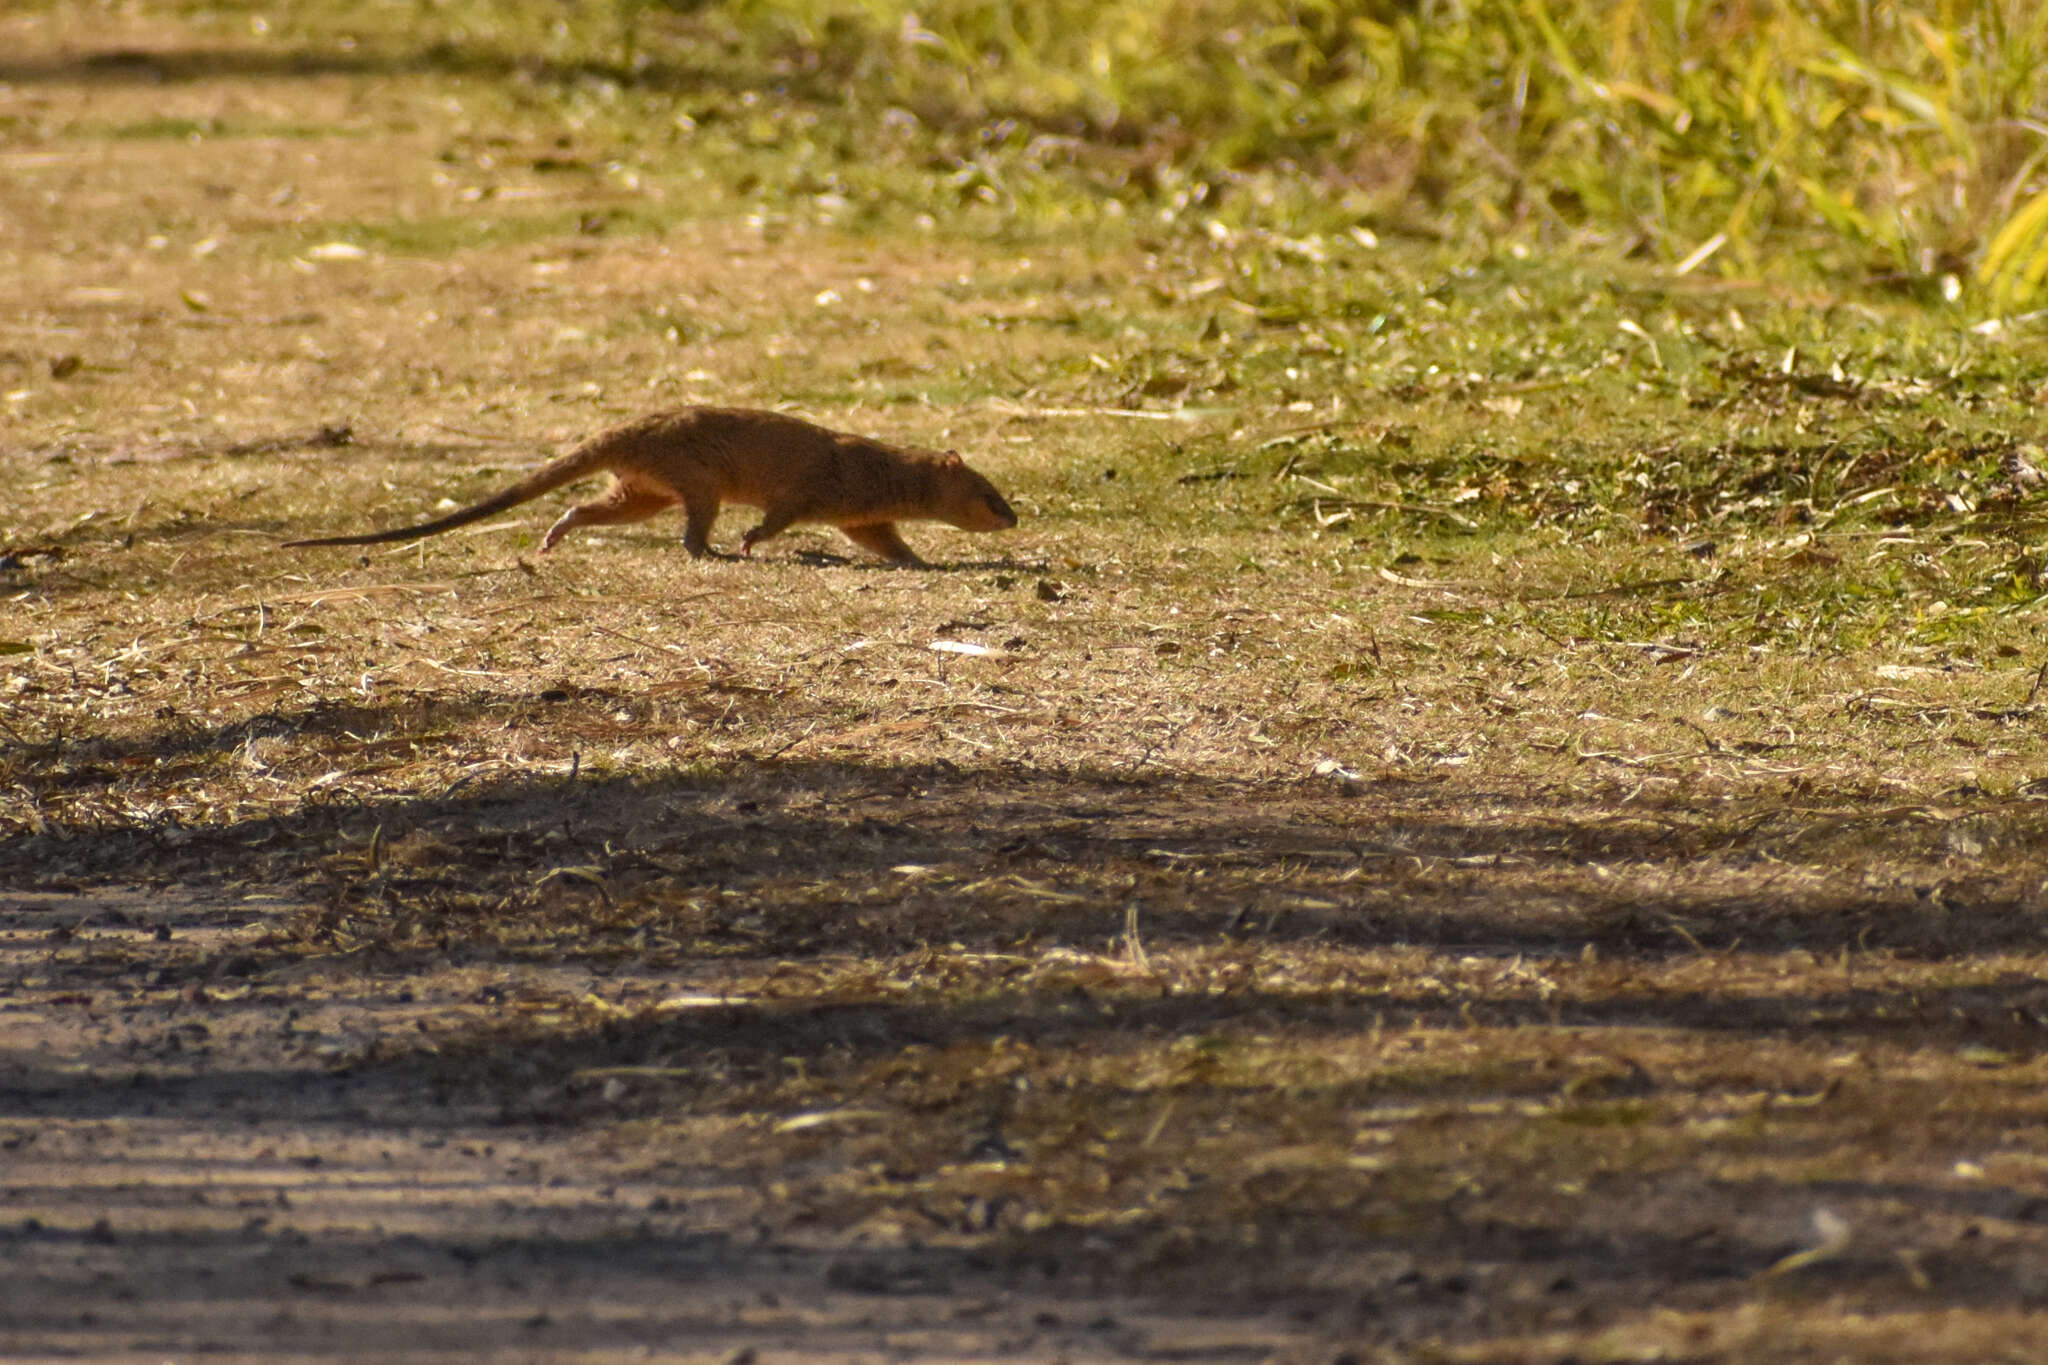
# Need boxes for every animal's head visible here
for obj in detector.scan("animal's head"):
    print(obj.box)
[933,450,1019,532]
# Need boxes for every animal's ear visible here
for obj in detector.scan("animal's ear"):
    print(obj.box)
[942,450,964,468]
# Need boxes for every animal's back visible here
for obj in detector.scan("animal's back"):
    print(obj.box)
[611,407,843,506]
[612,407,967,524]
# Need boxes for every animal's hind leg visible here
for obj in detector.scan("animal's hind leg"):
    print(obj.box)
[680,496,721,558]
[541,483,677,552]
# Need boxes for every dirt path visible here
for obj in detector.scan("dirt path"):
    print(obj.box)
[0,888,1321,1363]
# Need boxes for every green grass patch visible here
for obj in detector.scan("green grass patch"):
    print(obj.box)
[80,115,354,140]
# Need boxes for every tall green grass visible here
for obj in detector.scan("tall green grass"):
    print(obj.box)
[718,0,2048,296]
[320,0,2048,302]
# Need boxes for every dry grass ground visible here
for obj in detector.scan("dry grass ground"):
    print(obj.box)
[12,4,2048,1362]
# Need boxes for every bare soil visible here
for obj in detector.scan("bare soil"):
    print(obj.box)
[7,892,1333,1364]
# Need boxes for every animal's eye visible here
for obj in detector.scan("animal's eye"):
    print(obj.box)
[985,494,1008,514]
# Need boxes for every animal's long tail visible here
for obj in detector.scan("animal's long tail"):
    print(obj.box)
[283,442,612,548]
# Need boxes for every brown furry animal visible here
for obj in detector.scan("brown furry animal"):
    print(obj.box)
[284,407,1018,565]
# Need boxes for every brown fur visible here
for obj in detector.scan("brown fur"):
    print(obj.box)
[284,407,1018,565]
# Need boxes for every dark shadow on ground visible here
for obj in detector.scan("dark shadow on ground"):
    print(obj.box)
[10,692,2048,1353]
[0,1216,1299,1360]
[0,42,723,97]
[0,1212,1947,1354]
[3,1017,2042,1358]
[8,681,2048,962]
[0,31,1152,155]
[0,36,863,113]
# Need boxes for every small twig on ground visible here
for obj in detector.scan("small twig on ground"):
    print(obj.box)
[1675,716,1728,754]
[423,421,530,444]
[2027,659,2048,705]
